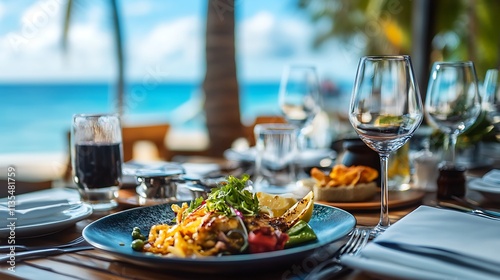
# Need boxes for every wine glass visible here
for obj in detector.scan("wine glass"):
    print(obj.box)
[425,61,481,168]
[482,69,500,140]
[349,55,423,235]
[278,65,321,149]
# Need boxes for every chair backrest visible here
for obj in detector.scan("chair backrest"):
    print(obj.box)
[121,124,170,162]
[245,115,287,146]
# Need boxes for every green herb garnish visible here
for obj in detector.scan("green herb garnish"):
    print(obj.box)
[205,175,259,217]
[187,196,204,213]
[182,196,204,221]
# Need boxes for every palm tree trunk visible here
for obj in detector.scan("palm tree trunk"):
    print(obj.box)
[411,0,434,102]
[203,0,243,157]
[110,0,125,117]
[466,0,477,62]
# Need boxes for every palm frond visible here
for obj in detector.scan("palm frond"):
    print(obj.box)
[61,0,73,52]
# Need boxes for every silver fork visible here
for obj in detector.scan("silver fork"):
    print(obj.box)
[0,236,86,253]
[305,227,372,280]
[0,244,94,263]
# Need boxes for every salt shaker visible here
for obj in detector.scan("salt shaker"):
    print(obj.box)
[412,142,440,191]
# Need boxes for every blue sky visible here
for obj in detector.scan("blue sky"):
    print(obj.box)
[0,0,358,83]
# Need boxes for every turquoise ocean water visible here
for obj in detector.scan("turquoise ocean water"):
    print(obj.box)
[0,82,287,154]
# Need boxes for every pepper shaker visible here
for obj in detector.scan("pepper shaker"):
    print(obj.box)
[437,165,466,200]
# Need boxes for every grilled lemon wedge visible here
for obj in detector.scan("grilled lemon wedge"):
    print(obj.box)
[280,191,314,226]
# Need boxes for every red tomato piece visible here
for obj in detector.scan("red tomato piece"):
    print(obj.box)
[248,229,289,253]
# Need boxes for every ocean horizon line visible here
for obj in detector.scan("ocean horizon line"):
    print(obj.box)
[0,80,286,86]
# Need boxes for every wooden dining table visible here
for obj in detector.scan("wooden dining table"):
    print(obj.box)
[0,167,496,280]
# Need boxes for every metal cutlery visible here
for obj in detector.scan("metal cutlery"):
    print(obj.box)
[437,201,500,221]
[0,236,87,253]
[450,196,500,218]
[0,245,94,263]
[305,227,372,280]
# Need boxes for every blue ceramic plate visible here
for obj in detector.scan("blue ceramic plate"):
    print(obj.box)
[83,202,355,273]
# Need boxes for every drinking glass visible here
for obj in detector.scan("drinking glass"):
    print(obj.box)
[253,123,298,194]
[278,65,321,149]
[349,55,423,235]
[72,114,123,211]
[482,69,500,140]
[425,61,481,167]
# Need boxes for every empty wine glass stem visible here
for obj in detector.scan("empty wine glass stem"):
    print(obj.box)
[445,133,458,166]
[377,154,391,233]
[298,123,313,150]
[297,129,307,150]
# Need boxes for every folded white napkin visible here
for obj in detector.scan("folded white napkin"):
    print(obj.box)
[342,206,500,280]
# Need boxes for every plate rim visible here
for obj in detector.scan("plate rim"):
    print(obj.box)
[0,203,93,238]
[224,147,337,163]
[315,190,426,210]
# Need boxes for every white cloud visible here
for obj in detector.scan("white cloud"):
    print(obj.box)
[237,12,309,81]
[0,4,203,82]
[0,1,356,83]
[238,11,313,58]
[239,12,275,57]
[236,11,357,82]
[236,11,321,81]
[136,16,202,62]
[0,0,115,82]
[128,16,203,81]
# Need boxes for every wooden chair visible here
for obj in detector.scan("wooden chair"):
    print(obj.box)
[121,124,170,162]
[245,115,287,146]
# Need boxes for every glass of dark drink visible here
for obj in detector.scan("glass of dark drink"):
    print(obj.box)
[71,114,123,211]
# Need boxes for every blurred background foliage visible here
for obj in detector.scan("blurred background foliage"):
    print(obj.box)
[298,0,412,57]
[299,0,500,147]
[298,0,500,79]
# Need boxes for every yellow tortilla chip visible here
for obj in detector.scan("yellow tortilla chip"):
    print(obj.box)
[310,165,378,188]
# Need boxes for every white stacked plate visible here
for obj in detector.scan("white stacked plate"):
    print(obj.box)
[0,188,92,238]
[468,169,500,202]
